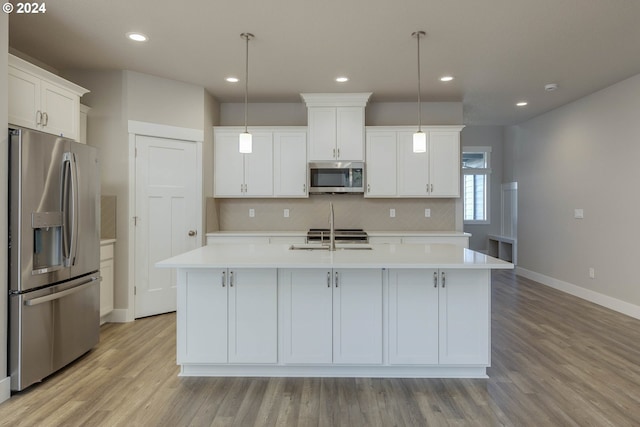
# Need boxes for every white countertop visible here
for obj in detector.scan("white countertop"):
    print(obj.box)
[205,230,470,237]
[156,243,512,270]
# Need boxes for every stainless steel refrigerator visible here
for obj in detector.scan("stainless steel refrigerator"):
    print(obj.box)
[8,127,101,392]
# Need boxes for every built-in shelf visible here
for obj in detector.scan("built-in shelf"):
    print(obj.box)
[487,234,517,265]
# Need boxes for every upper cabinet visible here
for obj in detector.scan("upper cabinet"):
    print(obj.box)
[8,54,89,142]
[301,93,371,161]
[366,126,464,198]
[213,127,308,198]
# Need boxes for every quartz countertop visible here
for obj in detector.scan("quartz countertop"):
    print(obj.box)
[205,230,470,237]
[157,243,512,270]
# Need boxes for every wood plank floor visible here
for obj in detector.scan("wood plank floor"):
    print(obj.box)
[2,270,640,426]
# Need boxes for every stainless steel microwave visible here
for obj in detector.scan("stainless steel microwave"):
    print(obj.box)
[309,161,365,194]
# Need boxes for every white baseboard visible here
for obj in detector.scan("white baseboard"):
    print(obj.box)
[0,376,10,403]
[516,267,640,320]
[104,308,134,323]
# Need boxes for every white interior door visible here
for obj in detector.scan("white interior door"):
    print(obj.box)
[135,135,199,318]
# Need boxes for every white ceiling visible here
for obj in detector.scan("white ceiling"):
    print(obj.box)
[8,0,640,125]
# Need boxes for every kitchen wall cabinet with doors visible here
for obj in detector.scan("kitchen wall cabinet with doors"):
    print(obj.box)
[301,93,371,162]
[365,126,464,198]
[213,127,307,198]
[99,240,115,324]
[8,54,88,142]
[177,268,278,365]
[280,268,383,365]
[388,268,490,365]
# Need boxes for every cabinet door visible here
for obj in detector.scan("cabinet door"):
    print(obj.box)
[429,131,460,197]
[228,269,278,364]
[8,66,41,130]
[177,269,228,364]
[244,132,274,196]
[438,269,490,365]
[397,131,429,196]
[333,269,383,364]
[41,80,80,141]
[274,132,308,197]
[388,269,439,365]
[281,269,333,364]
[365,131,397,197]
[214,133,245,196]
[336,107,364,161]
[99,258,114,318]
[308,107,337,161]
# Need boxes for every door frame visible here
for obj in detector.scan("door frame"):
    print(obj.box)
[125,120,203,322]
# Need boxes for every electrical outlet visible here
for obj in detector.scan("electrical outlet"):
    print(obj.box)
[390,208,396,218]
[589,267,595,279]
[249,208,255,218]
[424,208,431,218]
[284,209,290,218]
[574,209,584,219]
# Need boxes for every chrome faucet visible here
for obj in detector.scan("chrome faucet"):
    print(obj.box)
[329,202,336,251]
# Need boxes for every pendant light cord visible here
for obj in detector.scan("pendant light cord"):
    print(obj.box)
[415,31,424,132]
[242,33,251,134]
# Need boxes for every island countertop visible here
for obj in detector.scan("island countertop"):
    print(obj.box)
[156,242,513,270]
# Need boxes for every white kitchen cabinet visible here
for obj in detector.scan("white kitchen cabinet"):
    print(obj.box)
[8,54,88,142]
[176,268,278,364]
[302,93,371,162]
[214,129,273,197]
[388,269,439,364]
[79,104,90,144]
[280,269,333,364]
[365,131,397,197]
[388,268,490,366]
[280,268,383,365]
[99,241,115,322]
[273,131,308,197]
[438,269,490,365]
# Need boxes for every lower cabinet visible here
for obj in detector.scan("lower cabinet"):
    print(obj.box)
[388,268,490,365]
[99,241,115,322]
[280,268,383,365]
[177,268,278,364]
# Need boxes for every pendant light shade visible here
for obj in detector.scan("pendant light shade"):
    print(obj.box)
[239,32,254,153]
[412,31,427,153]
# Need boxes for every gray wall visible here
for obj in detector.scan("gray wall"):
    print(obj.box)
[505,72,640,308]
[1,11,9,402]
[461,126,504,251]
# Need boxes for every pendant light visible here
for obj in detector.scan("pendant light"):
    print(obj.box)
[412,31,427,153]
[239,32,254,153]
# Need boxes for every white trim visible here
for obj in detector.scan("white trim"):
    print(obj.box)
[128,120,204,142]
[0,376,10,403]
[128,122,203,321]
[516,267,640,320]
[301,92,372,107]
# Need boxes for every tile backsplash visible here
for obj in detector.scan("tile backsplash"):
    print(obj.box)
[101,195,117,239]
[209,195,456,231]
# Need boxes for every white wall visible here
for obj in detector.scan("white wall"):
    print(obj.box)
[1,11,10,403]
[461,126,503,251]
[505,72,640,313]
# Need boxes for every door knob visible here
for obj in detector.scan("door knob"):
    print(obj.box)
[188,230,197,236]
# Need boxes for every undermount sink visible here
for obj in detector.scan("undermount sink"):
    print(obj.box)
[289,243,373,251]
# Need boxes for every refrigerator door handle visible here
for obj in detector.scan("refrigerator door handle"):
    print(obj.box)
[23,276,100,306]
[62,152,79,267]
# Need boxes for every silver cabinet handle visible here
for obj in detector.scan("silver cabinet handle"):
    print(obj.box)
[240,183,244,193]
[426,184,429,194]
[367,184,371,193]
[335,271,339,287]
[303,183,306,193]
[431,184,434,193]
[333,148,336,158]
[222,270,226,287]
[337,148,340,158]
[36,110,42,125]
[433,271,438,288]
[230,271,234,287]
[43,112,49,126]
[441,271,446,288]
[327,271,331,288]
[188,230,197,237]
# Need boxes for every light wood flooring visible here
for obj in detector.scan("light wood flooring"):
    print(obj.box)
[2,271,640,426]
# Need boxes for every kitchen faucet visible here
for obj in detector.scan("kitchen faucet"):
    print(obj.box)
[329,202,336,251]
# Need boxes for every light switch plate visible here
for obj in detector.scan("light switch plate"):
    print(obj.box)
[390,208,396,218]
[284,209,290,218]
[574,209,584,219]
[424,209,431,218]
[249,208,255,218]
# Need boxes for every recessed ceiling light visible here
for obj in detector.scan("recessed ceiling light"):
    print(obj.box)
[126,32,148,42]
[516,101,528,107]
[440,76,454,82]
[226,77,239,83]
[335,76,349,83]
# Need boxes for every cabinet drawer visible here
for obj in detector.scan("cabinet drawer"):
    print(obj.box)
[100,244,114,261]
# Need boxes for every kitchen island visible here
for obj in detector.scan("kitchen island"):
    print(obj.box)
[157,243,513,378]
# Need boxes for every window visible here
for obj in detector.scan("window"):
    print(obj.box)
[462,147,491,224]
